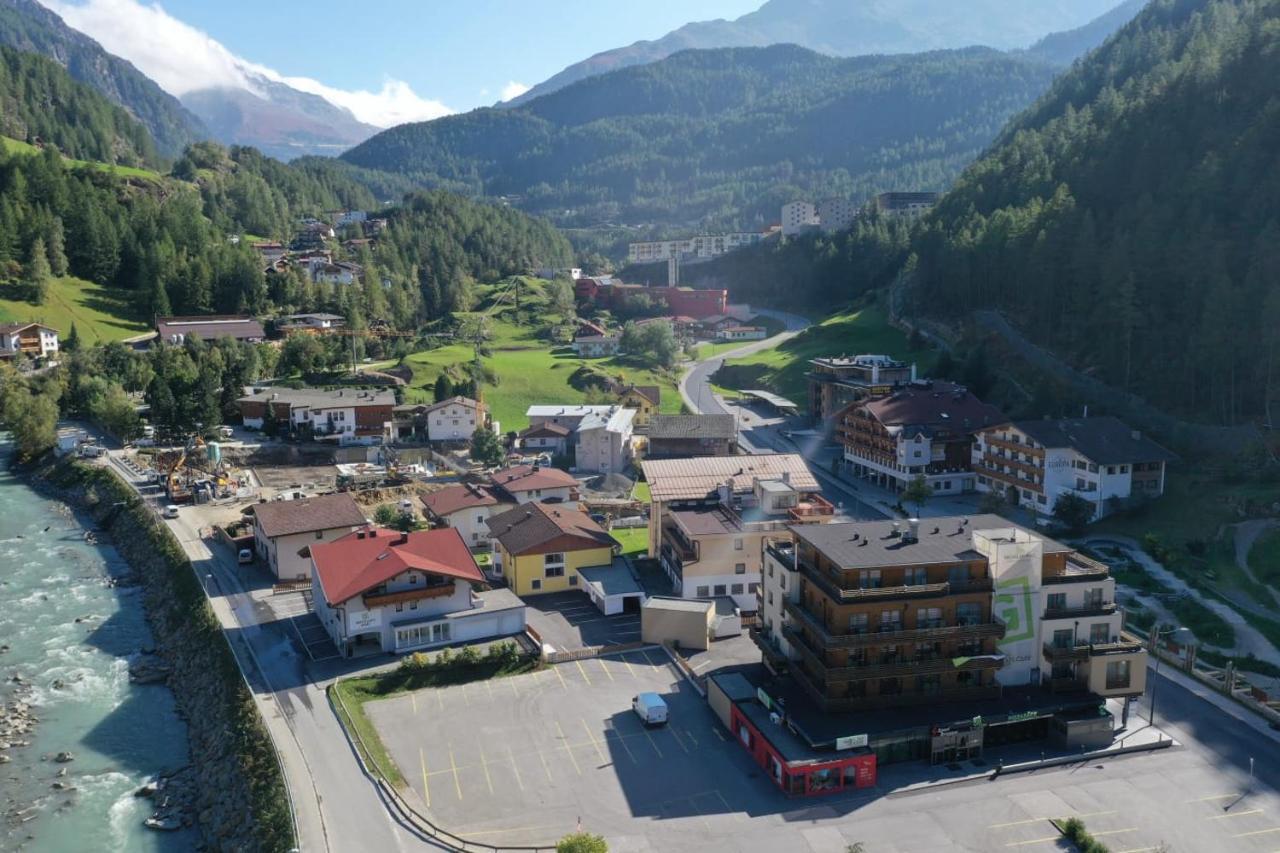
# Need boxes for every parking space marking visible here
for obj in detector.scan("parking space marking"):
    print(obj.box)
[711,726,728,742]
[1090,829,1136,838]
[411,693,417,714]
[508,677,520,698]
[641,648,661,667]
[1114,847,1162,853]
[420,747,430,807]
[713,790,731,811]
[1232,827,1280,839]
[555,720,582,775]
[1005,836,1060,847]
[989,817,1046,829]
[668,726,692,755]
[1207,808,1263,820]
[582,719,608,765]
[596,658,615,681]
[449,744,463,800]
[682,727,699,748]
[553,665,568,690]
[484,679,495,699]
[605,728,637,764]
[534,743,554,782]
[436,689,445,712]
[1188,793,1236,803]
[620,656,638,678]
[456,825,563,840]
[642,727,664,758]
[479,746,495,795]
[574,659,593,686]
[507,745,525,791]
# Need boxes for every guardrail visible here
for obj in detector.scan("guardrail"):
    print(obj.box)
[329,679,557,853]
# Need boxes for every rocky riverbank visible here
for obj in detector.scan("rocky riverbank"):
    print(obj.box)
[26,457,293,852]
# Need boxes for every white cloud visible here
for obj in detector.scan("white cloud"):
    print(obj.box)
[38,0,451,127]
[500,81,531,102]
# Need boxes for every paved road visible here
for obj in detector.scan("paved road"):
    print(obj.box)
[678,307,809,416]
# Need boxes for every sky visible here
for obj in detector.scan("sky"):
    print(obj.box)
[39,0,762,127]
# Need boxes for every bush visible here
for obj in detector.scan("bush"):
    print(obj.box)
[557,832,608,853]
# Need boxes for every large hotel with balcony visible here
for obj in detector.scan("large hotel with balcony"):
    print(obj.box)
[746,513,1146,769]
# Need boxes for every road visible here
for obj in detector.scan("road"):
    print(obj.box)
[678,307,810,417]
[104,452,432,853]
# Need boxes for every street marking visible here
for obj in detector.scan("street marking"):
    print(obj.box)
[607,728,638,764]
[449,744,463,800]
[1114,848,1162,853]
[1005,837,1060,847]
[1188,793,1236,803]
[582,719,607,764]
[507,745,525,791]
[684,728,700,748]
[643,727,664,758]
[1232,827,1280,838]
[420,747,430,807]
[1208,809,1263,820]
[553,665,568,690]
[556,721,582,775]
[989,818,1046,829]
[1091,829,1136,838]
[641,648,660,667]
[479,746,495,795]
[508,677,520,697]
[713,790,731,811]
[669,726,692,754]
[712,726,728,742]
[575,659,593,686]
[596,658,615,681]
[411,693,417,715]
[535,743,554,782]
[621,656,638,677]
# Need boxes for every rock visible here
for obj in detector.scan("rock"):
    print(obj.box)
[135,780,161,798]
[50,781,75,791]
[51,679,66,690]
[144,815,182,832]
[10,674,22,683]
[54,751,74,763]
[0,754,10,763]
[56,767,66,777]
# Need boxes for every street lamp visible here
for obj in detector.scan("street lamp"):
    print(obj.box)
[1149,624,1192,725]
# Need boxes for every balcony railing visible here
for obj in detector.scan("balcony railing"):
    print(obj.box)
[801,561,993,604]
[1043,602,1118,620]
[749,627,789,669]
[788,494,836,523]
[765,543,796,570]
[789,664,1002,712]
[784,626,1002,681]
[1042,642,1090,662]
[1044,556,1112,585]
[1049,675,1088,694]
[783,599,1004,648]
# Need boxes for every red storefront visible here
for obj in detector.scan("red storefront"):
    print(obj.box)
[728,703,877,797]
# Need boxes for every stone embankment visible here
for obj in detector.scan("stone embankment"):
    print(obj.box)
[29,458,293,852]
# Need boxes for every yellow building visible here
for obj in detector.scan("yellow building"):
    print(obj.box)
[489,501,618,596]
[617,384,661,428]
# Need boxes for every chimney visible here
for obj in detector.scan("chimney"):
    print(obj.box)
[357,529,366,539]
[782,471,791,485]
[891,521,901,538]
[369,528,377,538]
[906,518,920,543]
[397,531,409,545]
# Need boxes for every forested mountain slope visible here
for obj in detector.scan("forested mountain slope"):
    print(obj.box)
[910,0,1280,425]
[343,45,1060,230]
[0,42,156,165]
[0,0,206,157]
[507,0,1118,106]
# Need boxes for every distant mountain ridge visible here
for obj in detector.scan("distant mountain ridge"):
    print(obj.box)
[507,0,1122,106]
[0,0,206,157]
[344,43,1060,231]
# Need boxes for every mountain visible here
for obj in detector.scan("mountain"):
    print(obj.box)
[1023,0,1148,65]
[0,0,205,157]
[507,0,1119,106]
[343,44,1060,231]
[0,42,156,165]
[180,70,379,162]
[910,0,1280,425]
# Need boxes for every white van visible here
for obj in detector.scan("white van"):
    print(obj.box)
[632,692,668,727]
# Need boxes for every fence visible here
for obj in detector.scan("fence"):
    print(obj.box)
[544,640,649,665]
[328,680,558,853]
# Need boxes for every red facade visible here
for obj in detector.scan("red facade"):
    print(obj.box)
[729,706,877,796]
[574,279,728,319]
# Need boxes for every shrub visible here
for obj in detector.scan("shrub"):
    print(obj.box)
[557,832,608,853]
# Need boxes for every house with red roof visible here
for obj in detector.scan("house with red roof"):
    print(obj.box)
[421,483,514,549]
[310,526,526,656]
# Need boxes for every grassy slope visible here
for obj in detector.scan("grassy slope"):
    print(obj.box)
[1250,530,1280,588]
[712,301,936,402]
[0,275,149,342]
[0,135,162,180]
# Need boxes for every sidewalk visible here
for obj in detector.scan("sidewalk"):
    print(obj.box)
[1145,657,1280,745]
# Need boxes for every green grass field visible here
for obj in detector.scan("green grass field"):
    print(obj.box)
[1248,528,1280,589]
[711,302,935,402]
[610,527,648,557]
[0,136,162,181]
[0,275,149,343]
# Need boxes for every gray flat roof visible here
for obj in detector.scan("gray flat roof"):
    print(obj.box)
[740,389,798,409]
[578,561,643,598]
[642,595,712,614]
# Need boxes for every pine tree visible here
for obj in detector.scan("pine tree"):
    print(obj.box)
[63,323,81,352]
[24,237,51,304]
[46,216,68,276]
[433,374,454,402]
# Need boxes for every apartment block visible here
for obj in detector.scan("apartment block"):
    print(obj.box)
[807,354,917,421]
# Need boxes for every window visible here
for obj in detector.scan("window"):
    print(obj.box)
[315,530,324,540]
[476,514,484,523]
[748,582,760,595]
[545,564,565,578]
[408,573,417,584]
[1047,592,1066,612]
[879,677,901,696]
[956,602,981,626]
[409,600,418,610]
[1090,623,1110,644]
[917,674,941,695]
[1106,660,1131,689]
[917,607,943,629]
[905,567,928,586]
[714,584,727,596]
[780,575,786,590]
[735,563,746,575]
[395,603,403,612]
[767,591,774,605]
[1120,465,1129,474]
[848,613,869,634]
[569,575,578,586]
[1052,628,1074,649]
[731,583,744,595]
[696,586,710,597]
[432,623,450,643]
[531,579,542,590]
[734,538,744,551]
[1084,588,1105,608]
[860,569,882,589]
[879,610,902,632]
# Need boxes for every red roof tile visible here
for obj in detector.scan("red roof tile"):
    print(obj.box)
[421,483,509,518]
[311,527,483,605]
[491,464,578,494]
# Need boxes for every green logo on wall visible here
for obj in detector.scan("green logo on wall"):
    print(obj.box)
[995,575,1035,648]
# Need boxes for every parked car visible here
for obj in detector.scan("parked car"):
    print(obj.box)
[237,548,254,565]
[162,505,180,519]
[632,692,668,727]
[216,426,234,439]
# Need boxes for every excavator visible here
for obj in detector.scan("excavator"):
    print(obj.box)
[163,435,205,502]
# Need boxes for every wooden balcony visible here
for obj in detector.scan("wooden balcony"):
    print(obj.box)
[784,599,1003,648]
[1043,602,1118,620]
[790,664,1002,712]
[1044,554,1111,585]
[800,560,993,604]
[363,583,454,608]
[980,452,1043,478]
[785,626,1002,681]
[749,627,789,670]
[983,435,1044,458]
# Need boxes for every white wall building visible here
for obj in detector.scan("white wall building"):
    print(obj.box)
[781,201,819,236]
[0,323,59,359]
[252,493,370,580]
[421,484,514,549]
[627,232,765,264]
[817,197,859,233]
[311,526,526,656]
[575,407,636,475]
[423,396,486,443]
[973,417,1175,520]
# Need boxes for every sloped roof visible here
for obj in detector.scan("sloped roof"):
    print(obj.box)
[491,464,578,494]
[649,414,735,441]
[640,453,817,502]
[1004,417,1177,465]
[156,315,265,341]
[488,502,616,556]
[420,396,484,415]
[619,384,661,406]
[253,493,368,539]
[519,422,571,438]
[421,483,509,518]
[862,382,1004,434]
[311,526,483,605]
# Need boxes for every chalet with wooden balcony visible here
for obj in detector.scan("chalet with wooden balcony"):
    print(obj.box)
[310,526,525,657]
[0,322,59,359]
[837,381,1004,496]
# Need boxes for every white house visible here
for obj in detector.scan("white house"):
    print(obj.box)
[974,416,1176,520]
[575,407,635,474]
[489,463,579,504]
[423,396,487,443]
[421,483,514,549]
[310,526,526,656]
[713,326,767,341]
[573,335,621,358]
[817,197,858,233]
[237,387,395,446]
[781,201,819,236]
[517,422,571,456]
[252,492,370,580]
[0,323,59,359]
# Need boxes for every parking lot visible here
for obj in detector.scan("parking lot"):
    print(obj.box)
[524,590,642,650]
[365,646,1280,853]
[262,588,340,661]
